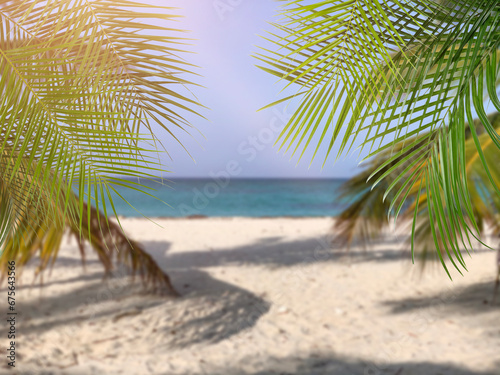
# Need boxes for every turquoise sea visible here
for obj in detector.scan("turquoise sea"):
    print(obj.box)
[108,178,350,218]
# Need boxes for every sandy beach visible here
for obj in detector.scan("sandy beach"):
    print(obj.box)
[8,217,500,375]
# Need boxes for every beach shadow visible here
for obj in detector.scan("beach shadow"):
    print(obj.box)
[160,268,270,348]
[15,355,499,375]
[256,236,283,244]
[15,271,162,331]
[379,279,500,341]
[189,353,500,375]
[3,240,173,291]
[16,266,269,349]
[141,234,412,272]
[2,270,108,292]
[20,256,103,269]
[139,239,172,254]
[382,279,500,314]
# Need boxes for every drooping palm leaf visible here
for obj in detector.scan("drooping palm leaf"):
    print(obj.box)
[2,198,179,295]
[335,112,500,279]
[334,131,435,248]
[0,161,179,294]
[258,0,500,273]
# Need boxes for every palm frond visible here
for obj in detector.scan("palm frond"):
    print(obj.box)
[0,186,179,295]
[0,0,202,242]
[258,0,500,273]
[335,112,500,276]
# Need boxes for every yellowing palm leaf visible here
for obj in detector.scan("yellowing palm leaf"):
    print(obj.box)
[0,0,202,243]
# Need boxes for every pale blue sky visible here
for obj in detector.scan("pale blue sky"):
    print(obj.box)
[152,0,365,178]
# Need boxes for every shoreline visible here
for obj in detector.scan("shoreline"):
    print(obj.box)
[115,215,339,220]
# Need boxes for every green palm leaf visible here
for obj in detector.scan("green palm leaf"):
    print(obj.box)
[335,112,500,279]
[258,0,500,273]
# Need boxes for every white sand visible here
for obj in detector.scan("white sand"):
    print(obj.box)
[7,218,500,375]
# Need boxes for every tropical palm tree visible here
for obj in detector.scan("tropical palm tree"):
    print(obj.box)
[257,0,500,274]
[0,0,201,294]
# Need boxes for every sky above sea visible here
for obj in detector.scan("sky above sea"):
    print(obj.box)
[140,0,368,179]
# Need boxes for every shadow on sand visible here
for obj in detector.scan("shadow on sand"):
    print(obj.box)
[141,233,414,272]
[31,354,500,375]
[14,266,269,349]
[190,353,500,375]
[11,232,499,374]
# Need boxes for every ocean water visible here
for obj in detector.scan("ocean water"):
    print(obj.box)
[106,178,350,218]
